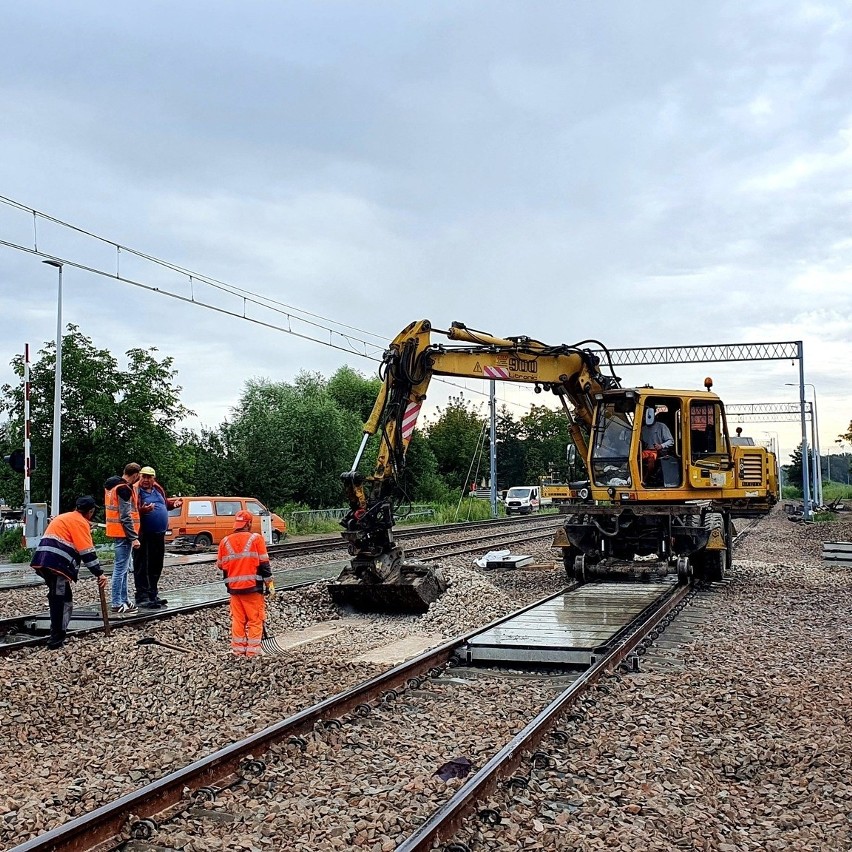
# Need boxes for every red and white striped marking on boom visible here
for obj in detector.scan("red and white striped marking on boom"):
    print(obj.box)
[401,402,422,441]
[483,366,510,379]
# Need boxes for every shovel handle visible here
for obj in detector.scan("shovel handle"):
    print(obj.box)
[98,584,111,636]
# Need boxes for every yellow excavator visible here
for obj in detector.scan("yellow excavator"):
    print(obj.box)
[329,320,779,612]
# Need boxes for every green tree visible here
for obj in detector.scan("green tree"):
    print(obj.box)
[520,404,574,481]
[423,395,486,491]
[226,372,364,508]
[0,326,192,510]
[327,366,382,422]
[783,442,813,493]
[494,407,525,489]
[396,430,447,505]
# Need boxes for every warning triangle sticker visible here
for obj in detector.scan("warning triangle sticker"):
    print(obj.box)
[474,362,483,373]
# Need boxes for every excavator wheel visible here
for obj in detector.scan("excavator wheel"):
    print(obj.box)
[692,549,726,583]
[704,550,727,583]
[561,547,580,580]
[573,555,587,585]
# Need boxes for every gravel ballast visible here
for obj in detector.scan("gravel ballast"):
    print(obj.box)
[2,508,850,850]
[450,508,852,851]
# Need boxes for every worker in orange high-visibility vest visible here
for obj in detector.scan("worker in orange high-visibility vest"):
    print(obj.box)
[217,510,273,657]
[103,462,142,614]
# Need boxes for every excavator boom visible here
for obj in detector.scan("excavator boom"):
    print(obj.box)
[329,319,619,612]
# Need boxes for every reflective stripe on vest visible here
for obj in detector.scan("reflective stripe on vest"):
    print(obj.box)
[221,533,264,592]
[104,482,140,537]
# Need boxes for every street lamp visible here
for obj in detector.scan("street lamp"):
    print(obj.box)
[786,382,821,507]
[43,260,63,517]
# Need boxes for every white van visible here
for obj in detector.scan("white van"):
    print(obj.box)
[504,485,541,515]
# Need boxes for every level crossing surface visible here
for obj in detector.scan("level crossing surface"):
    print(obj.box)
[464,579,676,666]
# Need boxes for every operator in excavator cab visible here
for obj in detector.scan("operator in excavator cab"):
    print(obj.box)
[641,407,674,486]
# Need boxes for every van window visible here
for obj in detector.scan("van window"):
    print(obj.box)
[215,500,242,516]
[246,500,267,515]
[168,506,182,517]
[187,500,213,516]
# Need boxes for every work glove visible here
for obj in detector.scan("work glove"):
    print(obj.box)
[264,580,275,597]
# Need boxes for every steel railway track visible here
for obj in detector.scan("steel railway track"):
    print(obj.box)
[8,580,693,852]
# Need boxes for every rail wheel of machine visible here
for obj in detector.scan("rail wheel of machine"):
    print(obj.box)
[573,555,587,585]
[676,556,691,585]
[561,546,580,580]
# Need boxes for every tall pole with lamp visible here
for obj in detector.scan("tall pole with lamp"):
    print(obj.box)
[43,260,63,517]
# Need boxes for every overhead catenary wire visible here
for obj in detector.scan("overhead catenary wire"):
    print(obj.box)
[0,195,542,415]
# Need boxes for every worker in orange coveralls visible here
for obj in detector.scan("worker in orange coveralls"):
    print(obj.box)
[216,510,273,657]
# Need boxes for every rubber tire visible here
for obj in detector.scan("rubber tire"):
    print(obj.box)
[272,531,281,544]
[704,550,726,583]
[194,532,213,548]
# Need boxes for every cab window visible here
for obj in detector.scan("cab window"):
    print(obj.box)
[690,402,729,459]
[187,500,213,516]
[215,500,242,516]
[591,402,633,487]
[246,501,267,515]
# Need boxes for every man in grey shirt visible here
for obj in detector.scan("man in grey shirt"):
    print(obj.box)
[641,409,674,452]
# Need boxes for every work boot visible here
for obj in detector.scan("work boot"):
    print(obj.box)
[47,632,66,650]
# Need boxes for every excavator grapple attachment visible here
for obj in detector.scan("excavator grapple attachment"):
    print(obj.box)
[328,548,447,613]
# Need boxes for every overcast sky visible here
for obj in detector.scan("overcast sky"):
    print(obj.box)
[1,1,851,468]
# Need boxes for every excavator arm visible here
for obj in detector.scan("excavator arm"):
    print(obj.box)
[331,319,619,612]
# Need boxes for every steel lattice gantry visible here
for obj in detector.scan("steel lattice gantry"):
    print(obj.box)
[588,340,813,518]
[726,402,813,423]
[590,341,801,367]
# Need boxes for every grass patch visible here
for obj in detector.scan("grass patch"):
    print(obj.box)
[813,511,841,523]
[0,528,25,557]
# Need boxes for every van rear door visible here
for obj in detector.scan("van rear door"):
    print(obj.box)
[183,499,214,545]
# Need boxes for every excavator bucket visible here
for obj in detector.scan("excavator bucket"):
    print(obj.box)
[328,553,447,613]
